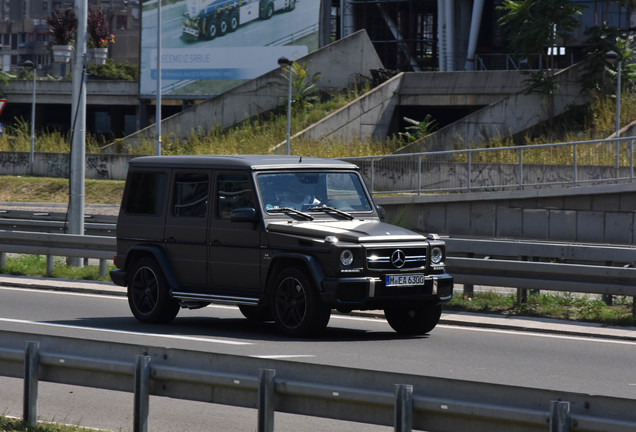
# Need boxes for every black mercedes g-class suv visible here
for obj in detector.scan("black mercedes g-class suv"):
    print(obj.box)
[110,155,453,336]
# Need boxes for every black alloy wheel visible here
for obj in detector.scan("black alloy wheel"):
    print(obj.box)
[127,257,179,323]
[270,267,331,336]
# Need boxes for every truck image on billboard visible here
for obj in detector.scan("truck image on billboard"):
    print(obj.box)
[182,0,296,40]
[139,0,319,98]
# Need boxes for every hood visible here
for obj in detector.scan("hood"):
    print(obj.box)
[266,220,427,243]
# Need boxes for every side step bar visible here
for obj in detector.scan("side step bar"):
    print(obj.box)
[171,291,260,307]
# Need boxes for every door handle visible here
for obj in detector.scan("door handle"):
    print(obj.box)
[166,237,176,244]
[210,240,221,247]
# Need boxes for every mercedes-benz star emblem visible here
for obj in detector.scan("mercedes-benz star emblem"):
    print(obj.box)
[391,249,406,268]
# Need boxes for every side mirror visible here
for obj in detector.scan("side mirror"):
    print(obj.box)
[376,205,385,221]
[230,207,259,223]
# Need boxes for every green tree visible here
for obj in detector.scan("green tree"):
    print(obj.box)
[497,0,585,96]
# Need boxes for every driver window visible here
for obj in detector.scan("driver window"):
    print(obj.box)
[217,173,254,219]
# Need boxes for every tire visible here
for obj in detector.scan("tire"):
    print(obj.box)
[239,305,272,321]
[287,0,296,11]
[206,19,218,40]
[127,257,179,323]
[270,267,331,336]
[384,302,442,335]
[219,16,228,35]
[261,2,274,19]
[228,12,239,32]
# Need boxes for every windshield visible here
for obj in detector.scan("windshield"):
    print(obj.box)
[256,172,373,214]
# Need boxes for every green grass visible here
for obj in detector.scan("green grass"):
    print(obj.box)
[2,255,114,282]
[0,416,107,432]
[447,291,636,327]
[0,177,124,205]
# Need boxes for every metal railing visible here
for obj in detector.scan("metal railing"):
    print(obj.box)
[342,137,636,195]
[3,332,636,432]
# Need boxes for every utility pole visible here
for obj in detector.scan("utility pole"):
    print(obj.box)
[68,0,87,267]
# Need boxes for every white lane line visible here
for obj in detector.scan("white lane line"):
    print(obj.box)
[439,324,636,346]
[0,286,125,300]
[251,355,315,359]
[0,317,251,346]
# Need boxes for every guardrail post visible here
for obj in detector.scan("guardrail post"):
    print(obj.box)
[549,400,570,432]
[23,341,40,427]
[99,259,108,277]
[0,251,5,270]
[257,368,276,432]
[134,355,151,432]
[394,384,413,432]
[46,255,54,276]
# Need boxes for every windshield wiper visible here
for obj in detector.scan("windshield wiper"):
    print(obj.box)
[268,207,314,220]
[308,205,355,220]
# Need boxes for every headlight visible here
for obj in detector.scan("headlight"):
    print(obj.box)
[340,249,354,266]
[430,247,443,264]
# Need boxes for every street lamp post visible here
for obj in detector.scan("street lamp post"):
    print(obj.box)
[605,50,621,173]
[277,56,293,155]
[21,60,36,174]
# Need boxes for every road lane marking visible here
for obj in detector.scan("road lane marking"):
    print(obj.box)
[251,355,315,359]
[439,324,636,346]
[0,318,251,346]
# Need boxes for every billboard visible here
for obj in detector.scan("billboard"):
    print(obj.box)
[139,0,322,98]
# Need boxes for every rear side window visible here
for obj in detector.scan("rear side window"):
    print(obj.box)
[124,171,167,215]
[173,172,209,218]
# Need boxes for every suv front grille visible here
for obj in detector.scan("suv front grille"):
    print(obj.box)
[367,247,427,271]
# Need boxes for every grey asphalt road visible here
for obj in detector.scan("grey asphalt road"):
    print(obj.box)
[1,277,635,431]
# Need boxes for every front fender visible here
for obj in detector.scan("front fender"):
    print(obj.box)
[266,253,326,293]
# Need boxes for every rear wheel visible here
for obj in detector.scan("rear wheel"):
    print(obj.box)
[261,2,274,19]
[127,257,179,323]
[228,12,239,32]
[384,302,442,335]
[219,16,229,35]
[206,19,219,40]
[270,267,331,336]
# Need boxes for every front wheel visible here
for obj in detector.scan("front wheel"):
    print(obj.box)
[384,302,442,335]
[270,267,331,337]
[127,257,179,323]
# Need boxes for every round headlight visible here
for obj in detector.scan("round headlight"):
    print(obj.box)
[340,249,354,266]
[430,247,443,264]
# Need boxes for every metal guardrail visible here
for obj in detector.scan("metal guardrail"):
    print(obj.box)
[0,231,115,276]
[3,331,636,432]
[445,237,636,296]
[0,209,116,235]
[342,137,636,194]
[1,231,635,309]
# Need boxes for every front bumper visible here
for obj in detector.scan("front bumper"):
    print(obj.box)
[321,273,453,309]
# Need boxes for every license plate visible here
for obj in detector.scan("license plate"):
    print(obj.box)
[385,274,426,287]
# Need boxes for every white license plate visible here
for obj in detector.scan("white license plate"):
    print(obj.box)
[385,274,426,287]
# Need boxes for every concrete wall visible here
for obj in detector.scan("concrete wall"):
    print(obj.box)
[398,62,591,153]
[398,71,527,106]
[290,72,403,144]
[0,152,131,180]
[7,80,139,105]
[377,183,636,245]
[124,30,384,143]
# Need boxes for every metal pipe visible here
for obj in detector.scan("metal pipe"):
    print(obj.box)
[156,0,162,156]
[444,0,455,71]
[464,0,485,70]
